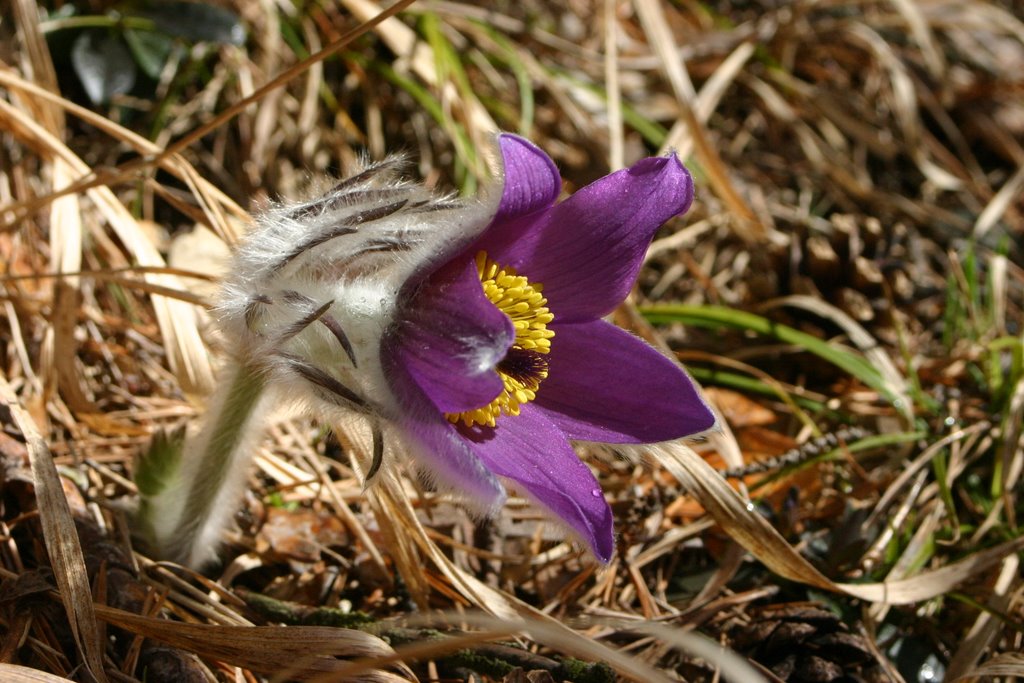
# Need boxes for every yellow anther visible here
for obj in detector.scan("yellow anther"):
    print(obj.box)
[448,252,555,429]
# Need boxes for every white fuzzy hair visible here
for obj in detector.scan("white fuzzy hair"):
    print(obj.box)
[145,155,502,567]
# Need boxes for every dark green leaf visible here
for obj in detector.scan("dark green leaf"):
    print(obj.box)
[135,426,185,496]
[135,1,245,45]
[70,30,137,104]
[123,27,173,79]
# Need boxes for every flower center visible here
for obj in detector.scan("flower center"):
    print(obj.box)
[447,252,555,428]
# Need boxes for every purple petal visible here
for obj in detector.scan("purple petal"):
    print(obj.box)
[390,258,513,413]
[381,347,507,508]
[494,134,562,222]
[534,321,716,443]
[458,407,615,562]
[480,154,694,322]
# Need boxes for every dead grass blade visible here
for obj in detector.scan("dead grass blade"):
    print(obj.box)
[10,0,88,414]
[0,665,75,683]
[650,441,836,592]
[864,422,990,532]
[974,161,1024,239]
[0,96,215,395]
[692,41,756,125]
[303,627,527,683]
[0,266,211,306]
[844,22,961,190]
[952,652,1024,681]
[93,603,399,681]
[335,418,741,680]
[633,0,765,243]
[631,622,767,683]
[767,294,913,422]
[338,0,496,164]
[603,0,624,171]
[0,377,107,683]
[0,69,249,243]
[47,162,89,413]
[890,0,946,78]
[744,74,872,199]
[311,612,748,683]
[373,461,521,617]
[337,416,510,615]
[650,441,1024,605]
[946,554,1021,679]
[10,0,61,129]
[996,372,1024,531]
[867,503,944,623]
[0,0,421,228]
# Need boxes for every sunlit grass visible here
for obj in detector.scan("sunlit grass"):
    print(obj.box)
[2,0,1023,680]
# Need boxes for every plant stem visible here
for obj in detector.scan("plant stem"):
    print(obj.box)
[186,362,264,514]
[147,361,269,567]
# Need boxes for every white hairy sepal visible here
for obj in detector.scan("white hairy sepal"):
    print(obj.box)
[146,156,503,568]
[216,157,498,421]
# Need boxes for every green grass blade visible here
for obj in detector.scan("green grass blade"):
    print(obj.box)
[748,430,925,492]
[685,366,827,412]
[477,25,535,136]
[642,304,898,405]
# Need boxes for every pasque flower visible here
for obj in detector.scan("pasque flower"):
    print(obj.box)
[381,136,715,561]
[136,134,714,567]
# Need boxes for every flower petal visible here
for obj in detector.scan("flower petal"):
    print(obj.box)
[381,349,507,509]
[494,134,562,222]
[390,258,514,413]
[534,321,716,443]
[458,407,615,562]
[481,154,694,322]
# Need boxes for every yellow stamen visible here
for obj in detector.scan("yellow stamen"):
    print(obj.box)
[447,252,555,428]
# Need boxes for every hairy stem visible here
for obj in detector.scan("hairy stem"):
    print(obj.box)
[142,361,269,567]
[182,362,265,519]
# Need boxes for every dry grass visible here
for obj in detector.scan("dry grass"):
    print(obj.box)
[1,0,1023,681]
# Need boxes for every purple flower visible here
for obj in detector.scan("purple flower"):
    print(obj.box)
[192,133,715,568]
[381,135,715,562]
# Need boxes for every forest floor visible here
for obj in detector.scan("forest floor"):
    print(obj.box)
[1,0,1023,681]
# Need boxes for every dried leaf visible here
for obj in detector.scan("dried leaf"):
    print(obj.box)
[94,603,395,680]
[705,387,778,428]
[167,223,232,300]
[76,412,152,437]
[0,664,76,683]
[257,507,348,561]
[0,378,107,682]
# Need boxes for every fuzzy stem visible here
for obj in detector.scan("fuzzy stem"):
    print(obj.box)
[145,361,269,567]
[181,362,265,519]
